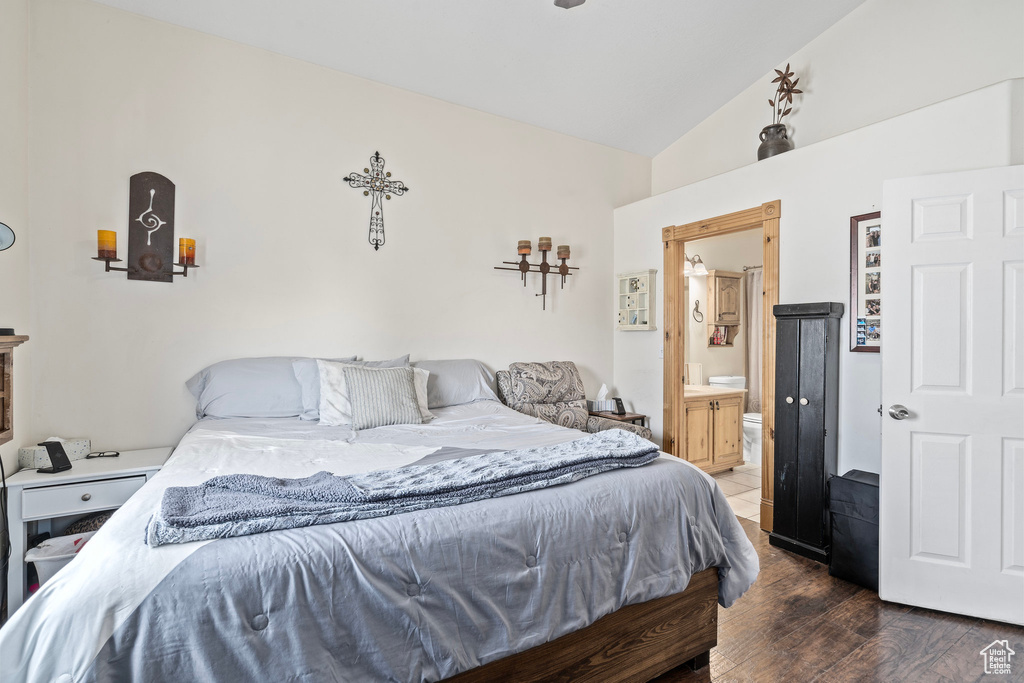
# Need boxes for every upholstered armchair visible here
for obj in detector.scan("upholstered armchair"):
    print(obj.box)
[495,361,654,441]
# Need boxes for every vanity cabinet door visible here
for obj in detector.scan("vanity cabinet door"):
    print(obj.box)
[683,399,714,471]
[712,396,743,467]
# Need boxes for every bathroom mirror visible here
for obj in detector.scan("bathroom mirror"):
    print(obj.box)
[0,223,15,251]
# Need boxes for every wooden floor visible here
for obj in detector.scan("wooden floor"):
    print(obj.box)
[654,518,1024,683]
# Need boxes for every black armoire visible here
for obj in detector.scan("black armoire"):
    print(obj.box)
[769,302,843,563]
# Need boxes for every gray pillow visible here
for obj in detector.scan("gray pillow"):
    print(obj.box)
[186,356,333,419]
[344,366,422,430]
[411,359,498,409]
[294,354,410,420]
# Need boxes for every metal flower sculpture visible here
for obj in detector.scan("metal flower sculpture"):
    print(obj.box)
[768,64,803,125]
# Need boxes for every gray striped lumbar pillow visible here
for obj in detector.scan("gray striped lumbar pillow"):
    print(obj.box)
[343,366,423,430]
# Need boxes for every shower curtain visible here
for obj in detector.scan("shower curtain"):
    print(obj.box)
[745,269,763,413]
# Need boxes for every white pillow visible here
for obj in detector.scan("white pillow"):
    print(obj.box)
[293,354,406,420]
[317,360,433,426]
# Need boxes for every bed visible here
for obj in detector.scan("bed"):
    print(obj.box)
[0,360,757,682]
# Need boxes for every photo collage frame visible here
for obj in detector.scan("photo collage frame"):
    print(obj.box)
[850,211,882,352]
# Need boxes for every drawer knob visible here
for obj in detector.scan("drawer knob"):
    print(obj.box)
[81,493,92,501]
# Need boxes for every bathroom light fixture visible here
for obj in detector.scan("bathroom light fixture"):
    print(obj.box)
[554,0,586,8]
[684,253,708,277]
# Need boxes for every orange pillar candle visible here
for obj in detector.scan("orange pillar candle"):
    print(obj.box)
[538,236,553,251]
[179,238,196,266]
[517,239,532,255]
[557,244,570,259]
[97,230,117,259]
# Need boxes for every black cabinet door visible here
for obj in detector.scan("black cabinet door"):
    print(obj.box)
[795,317,827,548]
[773,317,801,541]
[770,302,843,564]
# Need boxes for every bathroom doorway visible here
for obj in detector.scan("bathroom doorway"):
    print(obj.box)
[662,201,780,532]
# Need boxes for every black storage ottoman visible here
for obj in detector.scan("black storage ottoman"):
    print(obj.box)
[828,470,879,591]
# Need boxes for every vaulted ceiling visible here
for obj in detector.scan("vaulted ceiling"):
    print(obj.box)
[90,0,865,156]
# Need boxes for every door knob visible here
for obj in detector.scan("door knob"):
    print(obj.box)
[799,398,808,406]
[785,396,794,404]
[888,404,911,420]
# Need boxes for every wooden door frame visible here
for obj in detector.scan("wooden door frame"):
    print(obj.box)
[662,200,780,531]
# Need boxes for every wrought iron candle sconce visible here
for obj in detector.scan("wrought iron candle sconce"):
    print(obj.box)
[92,239,199,278]
[495,237,577,310]
[92,172,200,281]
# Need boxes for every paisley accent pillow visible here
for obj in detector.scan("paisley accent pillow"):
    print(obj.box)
[498,361,589,432]
[506,361,586,404]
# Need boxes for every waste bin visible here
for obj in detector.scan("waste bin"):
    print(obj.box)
[24,531,97,589]
[828,470,879,591]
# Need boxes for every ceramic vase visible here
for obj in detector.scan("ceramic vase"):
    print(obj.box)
[757,123,794,160]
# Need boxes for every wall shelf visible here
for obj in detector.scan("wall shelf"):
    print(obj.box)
[617,269,657,331]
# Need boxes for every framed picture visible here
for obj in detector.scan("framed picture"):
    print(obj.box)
[850,211,882,352]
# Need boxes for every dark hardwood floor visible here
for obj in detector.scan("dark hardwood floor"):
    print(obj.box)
[655,518,1024,683]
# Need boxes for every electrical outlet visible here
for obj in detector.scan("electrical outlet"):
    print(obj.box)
[659,347,664,358]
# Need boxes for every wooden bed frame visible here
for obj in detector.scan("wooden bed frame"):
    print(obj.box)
[447,567,718,682]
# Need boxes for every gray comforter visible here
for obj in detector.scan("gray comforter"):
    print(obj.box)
[0,404,758,683]
[93,460,752,681]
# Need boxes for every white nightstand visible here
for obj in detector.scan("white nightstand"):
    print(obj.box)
[4,447,172,615]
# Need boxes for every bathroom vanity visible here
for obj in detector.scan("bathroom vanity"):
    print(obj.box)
[680,386,745,474]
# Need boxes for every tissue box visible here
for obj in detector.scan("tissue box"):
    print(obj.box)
[19,438,91,470]
[587,400,616,412]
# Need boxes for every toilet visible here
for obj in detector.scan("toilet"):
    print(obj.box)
[742,413,762,466]
[707,375,762,466]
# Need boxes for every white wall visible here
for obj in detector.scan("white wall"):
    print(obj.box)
[613,81,1020,474]
[0,0,31,477]
[684,230,763,385]
[652,0,1024,194]
[23,0,650,454]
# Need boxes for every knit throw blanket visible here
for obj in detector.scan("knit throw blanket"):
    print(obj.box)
[146,430,658,547]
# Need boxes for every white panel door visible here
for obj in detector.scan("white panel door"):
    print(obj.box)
[881,165,1024,625]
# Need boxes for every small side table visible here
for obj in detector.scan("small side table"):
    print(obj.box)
[588,411,648,428]
[4,447,172,616]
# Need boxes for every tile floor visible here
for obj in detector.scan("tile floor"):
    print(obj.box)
[712,463,761,525]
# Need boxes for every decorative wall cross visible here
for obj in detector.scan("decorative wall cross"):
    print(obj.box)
[344,151,409,250]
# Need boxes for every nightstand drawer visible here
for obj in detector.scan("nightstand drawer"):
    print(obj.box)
[21,476,147,520]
